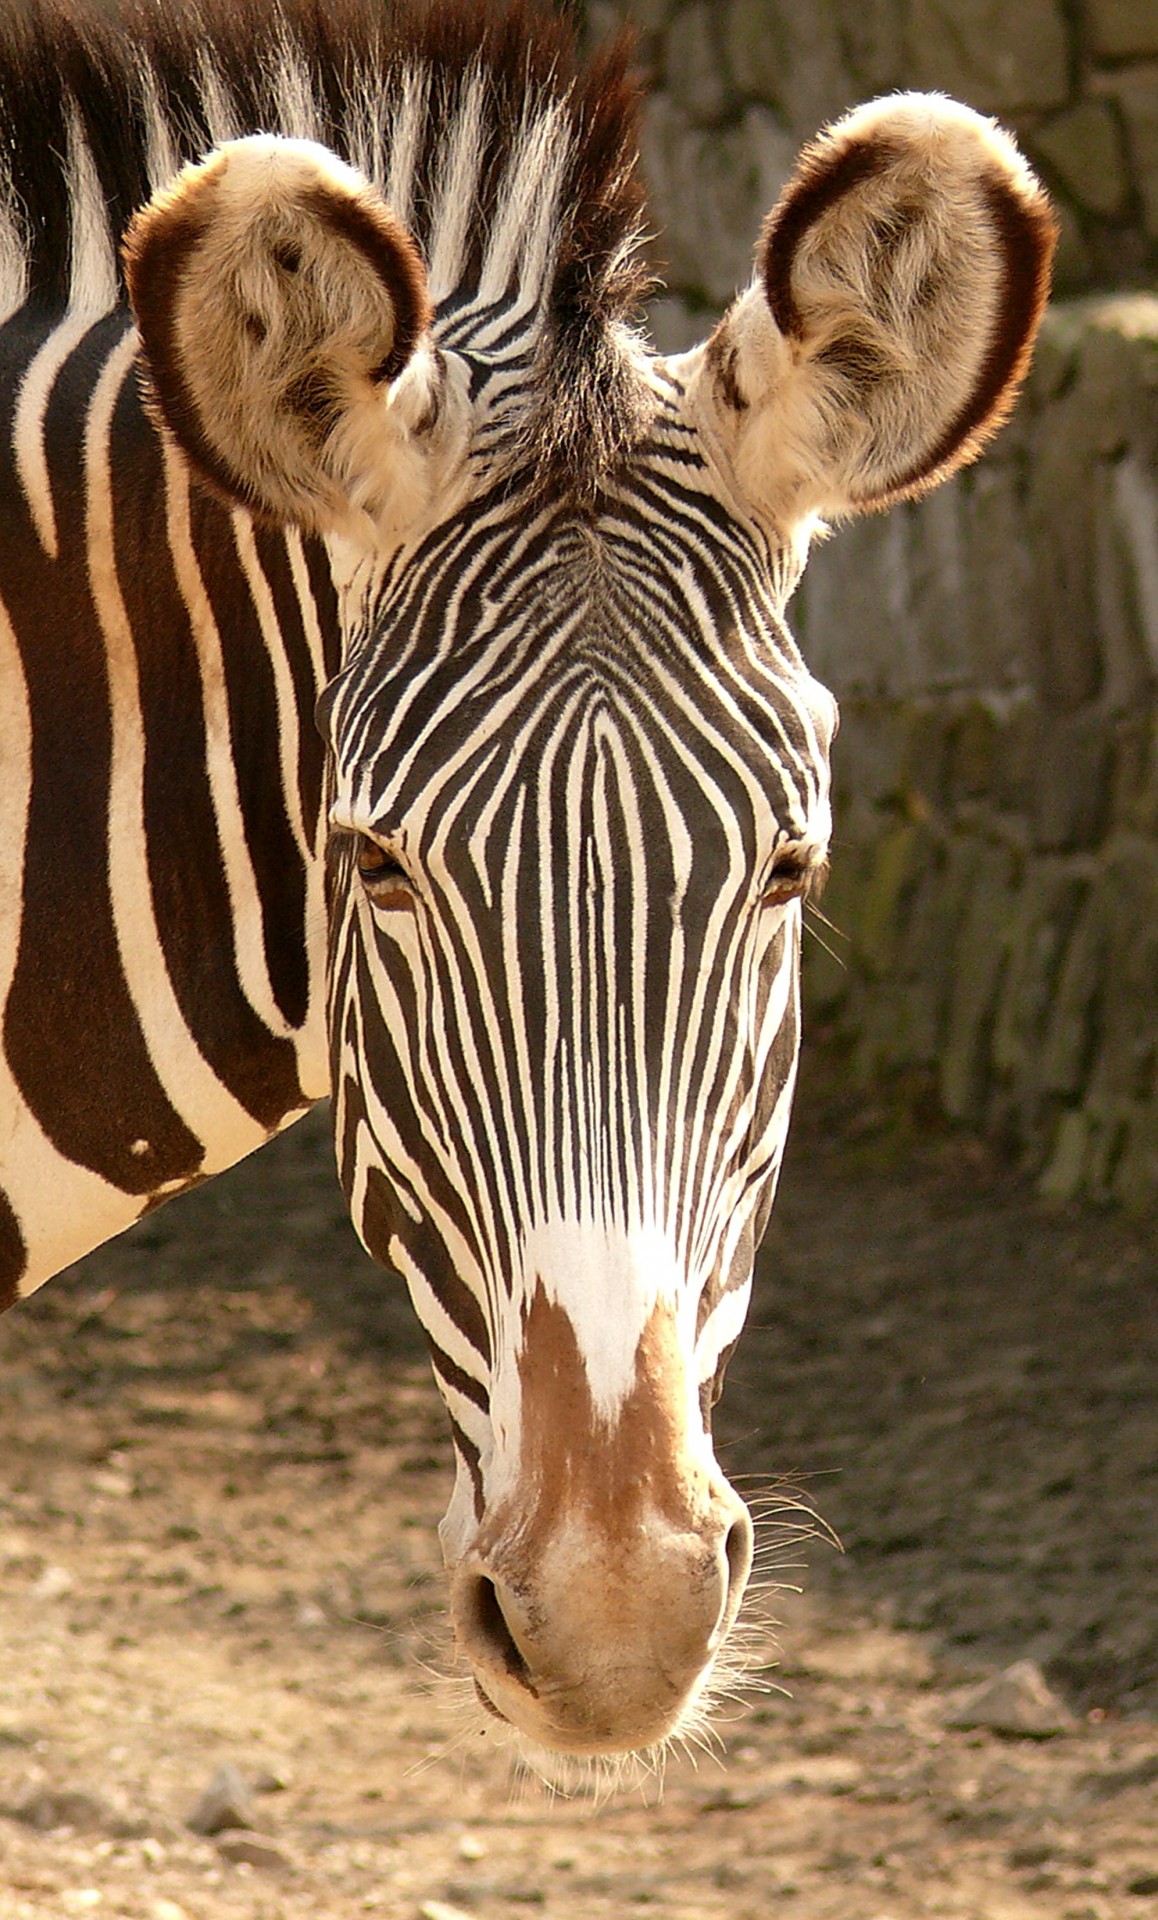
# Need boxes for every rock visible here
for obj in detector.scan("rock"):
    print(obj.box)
[214,1828,292,1871]
[943,1660,1077,1736]
[1031,102,1130,218]
[1088,0,1158,60]
[186,1764,256,1835]
[663,3,731,122]
[1079,1752,1158,1799]
[31,1563,74,1600]
[905,0,1069,112]
[9,1787,111,1832]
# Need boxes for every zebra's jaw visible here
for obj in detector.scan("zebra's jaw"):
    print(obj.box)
[444,1287,753,1757]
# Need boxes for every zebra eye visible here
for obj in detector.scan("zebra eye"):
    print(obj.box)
[355,835,415,906]
[762,854,828,908]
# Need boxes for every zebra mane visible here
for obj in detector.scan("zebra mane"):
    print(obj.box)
[0,0,653,492]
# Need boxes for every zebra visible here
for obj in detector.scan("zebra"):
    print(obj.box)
[0,0,1055,1759]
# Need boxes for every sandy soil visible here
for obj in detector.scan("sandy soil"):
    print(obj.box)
[0,1053,1155,1920]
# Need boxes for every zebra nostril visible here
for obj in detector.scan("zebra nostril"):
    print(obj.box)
[461,1573,536,1692]
[723,1507,754,1611]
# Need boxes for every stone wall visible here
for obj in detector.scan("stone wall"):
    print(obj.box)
[583,3,1158,1203]
[794,297,1158,1208]
[585,0,1158,332]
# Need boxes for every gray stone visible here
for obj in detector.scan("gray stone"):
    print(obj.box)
[722,0,789,106]
[756,0,855,135]
[1030,713,1110,852]
[646,294,710,353]
[1095,66,1158,238]
[1085,841,1158,1104]
[939,838,1018,1121]
[640,95,796,303]
[943,1660,1076,1736]
[1039,888,1105,1097]
[186,1765,256,1837]
[1025,413,1101,714]
[214,1829,292,1872]
[1096,454,1158,712]
[795,513,915,695]
[1031,101,1131,219]
[906,486,973,691]
[992,862,1090,1085]
[1087,0,1158,57]
[903,0,1069,113]
[841,0,905,93]
[1039,1106,1093,1199]
[9,1788,112,1833]
[663,3,732,122]
[961,464,1035,693]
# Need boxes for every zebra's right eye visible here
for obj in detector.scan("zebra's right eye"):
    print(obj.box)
[355,835,415,907]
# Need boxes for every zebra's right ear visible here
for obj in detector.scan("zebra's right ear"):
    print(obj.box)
[692,95,1055,529]
[124,136,449,537]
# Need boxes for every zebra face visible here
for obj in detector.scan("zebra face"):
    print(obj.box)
[321,494,836,1753]
[125,83,1053,1757]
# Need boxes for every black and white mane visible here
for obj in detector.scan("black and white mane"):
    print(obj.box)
[0,0,653,494]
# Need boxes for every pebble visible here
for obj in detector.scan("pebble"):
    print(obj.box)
[186,1764,257,1835]
[943,1660,1076,1737]
[215,1829,292,1872]
[11,1787,110,1832]
[31,1563,73,1600]
[150,1904,187,1920]
[457,1834,486,1861]
[419,1904,475,1920]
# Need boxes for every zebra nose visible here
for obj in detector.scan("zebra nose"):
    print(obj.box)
[450,1490,754,1754]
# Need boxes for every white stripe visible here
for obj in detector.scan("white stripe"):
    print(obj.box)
[0,170,28,322]
[427,71,486,303]
[161,443,298,1038]
[384,66,428,231]
[66,102,119,314]
[86,329,267,1165]
[0,592,154,1295]
[13,313,97,561]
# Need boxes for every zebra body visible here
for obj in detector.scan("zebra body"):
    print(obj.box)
[0,0,1055,1757]
[0,304,336,1293]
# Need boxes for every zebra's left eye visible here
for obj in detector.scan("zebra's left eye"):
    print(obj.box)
[355,835,415,907]
[762,854,828,908]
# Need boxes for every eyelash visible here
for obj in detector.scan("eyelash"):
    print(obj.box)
[762,854,829,907]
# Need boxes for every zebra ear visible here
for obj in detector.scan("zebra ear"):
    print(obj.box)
[699,95,1056,525]
[123,136,440,535]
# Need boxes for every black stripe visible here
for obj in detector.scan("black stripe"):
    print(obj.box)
[0,1187,27,1312]
[0,317,203,1191]
[110,369,306,1127]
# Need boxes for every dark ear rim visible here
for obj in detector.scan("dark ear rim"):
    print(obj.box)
[122,145,433,516]
[758,112,1058,512]
[884,170,1056,503]
[123,184,244,507]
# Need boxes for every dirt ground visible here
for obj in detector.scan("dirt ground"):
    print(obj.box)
[0,1050,1155,1920]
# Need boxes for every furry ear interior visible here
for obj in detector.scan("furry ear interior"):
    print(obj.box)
[700,94,1057,525]
[123,136,437,533]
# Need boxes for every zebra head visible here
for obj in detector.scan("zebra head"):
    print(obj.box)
[126,58,1053,1758]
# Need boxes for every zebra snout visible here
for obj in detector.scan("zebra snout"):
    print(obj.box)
[449,1487,754,1756]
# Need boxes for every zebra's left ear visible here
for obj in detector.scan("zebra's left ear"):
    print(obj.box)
[697,95,1056,525]
[124,136,449,536]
